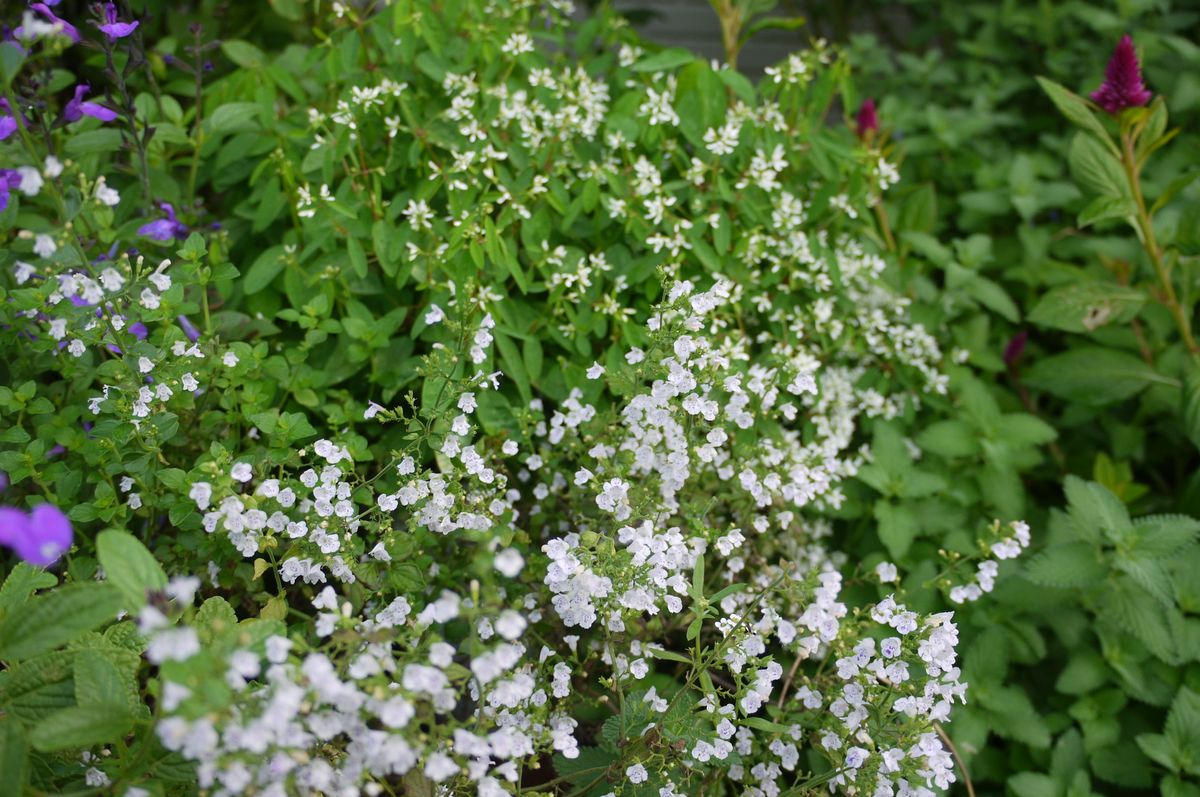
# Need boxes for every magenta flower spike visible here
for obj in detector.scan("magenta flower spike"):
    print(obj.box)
[856,98,878,140]
[64,84,119,123]
[0,504,73,566]
[1090,35,1152,114]
[97,2,139,40]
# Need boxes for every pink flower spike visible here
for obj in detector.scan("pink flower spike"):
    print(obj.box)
[855,99,878,140]
[1090,35,1152,114]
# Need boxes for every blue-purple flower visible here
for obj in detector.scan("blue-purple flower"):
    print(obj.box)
[64,84,118,123]
[0,503,73,566]
[0,169,23,212]
[97,2,139,40]
[138,202,188,241]
[0,115,15,142]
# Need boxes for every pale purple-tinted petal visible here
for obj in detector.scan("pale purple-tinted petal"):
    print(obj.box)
[29,3,80,43]
[0,507,27,546]
[99,21,139,39]
[80,101,118,122]
[177,315,200,342]
[22,504,73,566]
[139,219,178,241]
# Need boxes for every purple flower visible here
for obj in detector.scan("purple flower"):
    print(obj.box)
[177,315,200,342]
[0,115,15,141]
[1090,35,1152,114]
[855,98,878,140]
[97,2,139,40]
[0,168,22,212]
[138,202,187,242]
[129,321,148,340]
[1003,330,1028,367]
[14,3,80,43]
[0,504,73,567]
[64,84,118,123]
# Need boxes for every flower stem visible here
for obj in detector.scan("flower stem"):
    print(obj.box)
[1120,128,1199,358]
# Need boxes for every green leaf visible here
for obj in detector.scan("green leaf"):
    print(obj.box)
[996,414,1058,447]
[1028,281,1146,333]
[0,583,123,661]
[1036,77,1116,148]
[875,500,917,559]
[915,419,980,458]
[65,129,124,156]
[206,102,262,134]
[1078,195,1137,227]
[1023,346,1167,406]
[221,39,266,69]
[0,41,26,88]
[347,236,368,279]
[31,703,133,752]
[1182,361,1200,451]
[0,717,28,795]
[1165,687,1200,774]
[1022,542,1106,588]
[97,529,168,609]
[1069,131,1130,199]
[245,245,287,295]
[0,563,58,614]
[1064,476,1133,543]
[1008,772,1060,797]
[1130,515,1200,558]
[73,650,129,708]
[632,48,694,73]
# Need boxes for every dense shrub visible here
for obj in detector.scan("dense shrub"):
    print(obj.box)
[0,1,1036,795]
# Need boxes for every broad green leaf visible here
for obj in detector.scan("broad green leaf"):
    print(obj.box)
[31,703,133,752]
[1130,515,1200,558]
[206,102,263,134]
[74,650,129,708]
[0,717,28,795]
[1165,687,1200,774]
[65,129,124,155]
[1078,196,1136,228]
[1182,362,1200,451]
[97,529,167,608]
[996,414,1058,447]
[875,500,916,559]
[1023,347,1167,406]
[0,583,123,661]
[632,48,694,73]
[1008,772,1059,797]
[221,39,267,69]
[1068,131,1129,199]
[0,563,58,614]
[1022,542,1106,588]
[1028,282,1145,333]
[1064,476,1133,543]
[0,41,26,88]
[1036,77,1116,148]
[915,419,980,458]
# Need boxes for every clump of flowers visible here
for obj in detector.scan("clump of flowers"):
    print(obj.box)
[0,1,1030,794]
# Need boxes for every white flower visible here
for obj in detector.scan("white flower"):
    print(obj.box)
[17,166,43,196]
[223,351,239,367]
[43,155,64,178]
[230,463,253,482]
[586,363,604,379]
[424,304,445,325]
[94,176,121,206]
[626,764,648,784]
[875,561,898,583]
[33,234,57,258]
[494,548,524,577]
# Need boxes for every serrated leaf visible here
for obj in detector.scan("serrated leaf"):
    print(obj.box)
[0,563,58,614]
[1130,515,1200,557]
[0,583,123,661]
[1022,542,1106,588]
[31,703,133,752]
[0,717,28,795]
[97,529,167,609]
[1064,476,1133,544]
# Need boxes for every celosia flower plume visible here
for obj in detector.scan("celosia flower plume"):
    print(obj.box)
[856,98,878,140]
[1090,35,1152,114]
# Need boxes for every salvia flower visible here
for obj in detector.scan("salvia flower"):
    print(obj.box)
[15,3,81,43]
[64,84,118,123]
[855,98,878,140]
[0,169,22,212]
[1090,35,1152,114]
[97,2,139,40]
[138,202,188,241]
[0,503,73,566]
[0,114,15,142]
